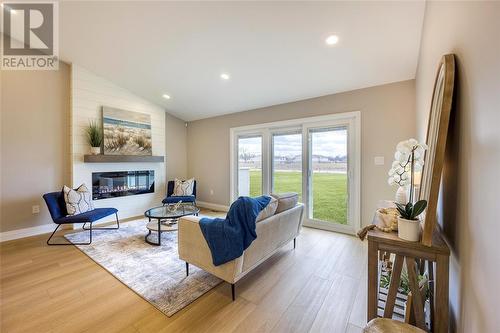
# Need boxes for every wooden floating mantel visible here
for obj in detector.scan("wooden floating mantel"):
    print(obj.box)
[83,155,165,163]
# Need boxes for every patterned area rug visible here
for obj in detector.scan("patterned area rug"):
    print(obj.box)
[65,219,221,316]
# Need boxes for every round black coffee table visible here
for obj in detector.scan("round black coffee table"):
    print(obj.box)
[144,205,200,246]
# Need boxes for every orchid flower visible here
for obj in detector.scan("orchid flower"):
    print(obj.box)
[388,139,428,202]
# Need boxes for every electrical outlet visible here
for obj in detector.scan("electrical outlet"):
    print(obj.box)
[32,205,40,214]
[210,189,214,195]
[374,156,385,166]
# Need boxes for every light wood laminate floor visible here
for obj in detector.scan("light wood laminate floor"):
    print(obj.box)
[1,210,368,333]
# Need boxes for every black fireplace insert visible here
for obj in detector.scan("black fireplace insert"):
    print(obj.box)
[92,170,154,200]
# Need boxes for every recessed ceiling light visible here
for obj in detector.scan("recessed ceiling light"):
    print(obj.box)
[162,94,171,100]
[325,35,339,45]
[220,73,230,80]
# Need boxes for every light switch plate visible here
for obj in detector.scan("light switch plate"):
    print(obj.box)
[374,156,385,166]
[32,205,40,214]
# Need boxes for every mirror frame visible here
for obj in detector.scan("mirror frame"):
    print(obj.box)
[419,54,456,246]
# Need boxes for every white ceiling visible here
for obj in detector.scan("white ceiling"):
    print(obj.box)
[60,1,425,121]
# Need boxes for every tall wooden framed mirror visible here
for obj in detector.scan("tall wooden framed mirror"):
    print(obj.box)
[419,54,456,246]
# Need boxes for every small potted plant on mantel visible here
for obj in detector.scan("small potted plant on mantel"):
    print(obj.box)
[388,139,428,241]
[86,120,103,155]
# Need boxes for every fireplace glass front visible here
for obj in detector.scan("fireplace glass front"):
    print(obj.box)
[92,170,155,200]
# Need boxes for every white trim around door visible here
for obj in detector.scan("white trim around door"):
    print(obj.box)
[230,112,361,235]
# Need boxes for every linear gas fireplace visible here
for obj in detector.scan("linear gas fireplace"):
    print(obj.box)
[92,170,155,200]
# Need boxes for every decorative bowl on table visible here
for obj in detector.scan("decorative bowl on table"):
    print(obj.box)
[165,201,183,213]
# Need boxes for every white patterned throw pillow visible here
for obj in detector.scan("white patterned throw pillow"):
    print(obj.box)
[173,178,195,196]
[63,184,94,215]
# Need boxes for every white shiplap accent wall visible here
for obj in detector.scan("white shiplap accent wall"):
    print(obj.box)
[71,65,166,221]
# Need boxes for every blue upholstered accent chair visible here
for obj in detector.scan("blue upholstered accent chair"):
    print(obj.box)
[43,191,120,245]
[162,180,197,205]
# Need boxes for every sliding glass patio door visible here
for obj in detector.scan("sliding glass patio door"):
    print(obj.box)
[271,131,303,202]
[303,121,355,233]
[230,113,360,234]
[236,135,263,197]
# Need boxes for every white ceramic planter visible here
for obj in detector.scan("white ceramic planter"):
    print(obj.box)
[397,216,420,241]
[90,146,101,155]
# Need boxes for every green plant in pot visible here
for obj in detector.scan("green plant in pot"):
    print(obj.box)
[86,120,103,155]
[395,200,427,241]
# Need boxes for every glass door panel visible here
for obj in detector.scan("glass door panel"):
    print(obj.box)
[232,113,360,234]
[237,136,262,197]
[308,126,348,224]
[271,132,302,201]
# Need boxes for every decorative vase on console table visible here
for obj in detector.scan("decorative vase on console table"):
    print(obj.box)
[395,186,409,204]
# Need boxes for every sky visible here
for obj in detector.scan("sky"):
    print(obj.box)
[238,127,347,158]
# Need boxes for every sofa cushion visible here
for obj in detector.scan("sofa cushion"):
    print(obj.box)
[271,192,299,214]
[256,196,278,222]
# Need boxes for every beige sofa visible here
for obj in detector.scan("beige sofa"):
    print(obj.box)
[178,200,304,300]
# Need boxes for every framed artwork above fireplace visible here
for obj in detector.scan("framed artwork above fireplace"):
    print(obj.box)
[102,106,152,156]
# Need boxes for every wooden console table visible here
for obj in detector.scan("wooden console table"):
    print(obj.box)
[367,229,450,333]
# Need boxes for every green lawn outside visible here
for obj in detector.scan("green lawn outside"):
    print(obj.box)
[249,170,347,224]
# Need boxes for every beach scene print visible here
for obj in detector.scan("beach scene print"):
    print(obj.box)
[103,107,152,155]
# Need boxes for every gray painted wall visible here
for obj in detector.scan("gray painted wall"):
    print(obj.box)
[415,2,500,331]
[187,80,416,226]
[1,64,71,232]
[1,65,188,234]
[166,113,187,181]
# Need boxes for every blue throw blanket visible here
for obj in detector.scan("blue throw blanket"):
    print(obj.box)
[199,195,271,266]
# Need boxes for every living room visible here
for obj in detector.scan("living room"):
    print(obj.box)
[1,1,499,332]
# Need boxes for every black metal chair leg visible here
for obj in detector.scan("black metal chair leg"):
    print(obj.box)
[157,218,161,246]
[231,283,235,301]
[46,224,61,245]
[82,213,120,230]
[186,262,189,276]
[47,224,92,246]
[193,201,198,216]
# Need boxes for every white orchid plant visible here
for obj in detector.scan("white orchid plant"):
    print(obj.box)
[388,138,428,220]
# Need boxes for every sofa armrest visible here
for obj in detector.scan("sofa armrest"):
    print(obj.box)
[178,215,243,283]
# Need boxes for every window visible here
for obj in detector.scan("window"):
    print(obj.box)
[237,136,262,197]
[272,132,302,201]
[308,126,348,224]
[230,112,360,235]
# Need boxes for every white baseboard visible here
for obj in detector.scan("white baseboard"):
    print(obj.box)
[197,201,230,212]
[0,215,137,243]
[0,224,55,242]
[0,206,226,242]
